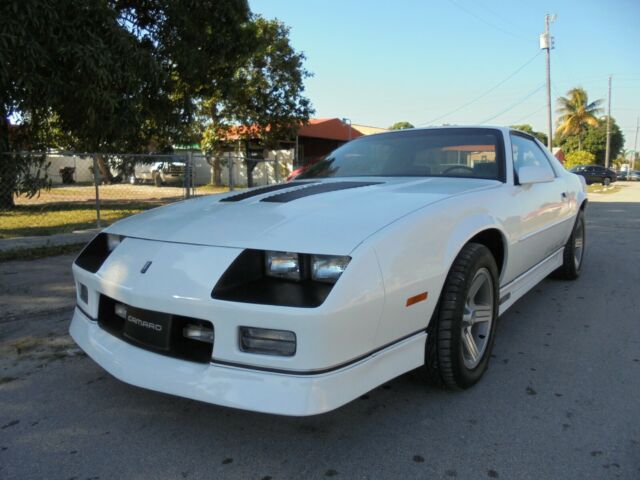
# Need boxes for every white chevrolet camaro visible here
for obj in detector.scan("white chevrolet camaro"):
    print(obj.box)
[70,126,587,416]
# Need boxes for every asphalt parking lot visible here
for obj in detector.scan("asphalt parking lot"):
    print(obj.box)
[1,183,639,480]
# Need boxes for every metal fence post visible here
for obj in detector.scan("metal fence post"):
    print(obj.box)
[274,153,280,184]
[228,154,235,191]
[185,151,192,199]
[92,154,102,228]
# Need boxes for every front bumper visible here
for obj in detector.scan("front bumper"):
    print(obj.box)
[70,307,426,416]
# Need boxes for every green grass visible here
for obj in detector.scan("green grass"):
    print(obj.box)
[195,184,235,193]
[0,202,155,238]
[0,243,84,262]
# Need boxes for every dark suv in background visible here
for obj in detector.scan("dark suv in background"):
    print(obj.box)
[570,165,617,186]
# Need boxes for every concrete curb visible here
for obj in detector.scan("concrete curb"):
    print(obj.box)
[0,229,100,253]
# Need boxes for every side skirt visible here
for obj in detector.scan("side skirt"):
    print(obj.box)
[498,248,564,315]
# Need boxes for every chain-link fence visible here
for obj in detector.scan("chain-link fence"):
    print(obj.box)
[0,150,294,240]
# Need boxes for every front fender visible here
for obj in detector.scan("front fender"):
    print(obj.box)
[443,214,508,282]
[359,196,507,348]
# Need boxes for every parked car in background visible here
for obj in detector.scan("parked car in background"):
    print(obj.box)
[286,157,322,181]
[618,170,640,181]
[130,161,186,186]
[570,165,617,185]
[70,126,587,416]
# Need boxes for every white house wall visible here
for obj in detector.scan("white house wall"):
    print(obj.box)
[216,149,294,187]
[46,155,95,184]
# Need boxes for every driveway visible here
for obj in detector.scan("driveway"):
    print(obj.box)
[1,183,639,479]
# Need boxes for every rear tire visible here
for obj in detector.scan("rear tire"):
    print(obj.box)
[551,210,585,280]
[603,177,611,186]
[421,243,499,389]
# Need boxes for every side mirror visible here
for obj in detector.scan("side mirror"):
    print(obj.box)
[517,165,555,185]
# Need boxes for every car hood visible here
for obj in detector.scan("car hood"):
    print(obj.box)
[106,177,499,255]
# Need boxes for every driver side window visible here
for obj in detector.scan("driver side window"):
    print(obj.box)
[510,134,555,179]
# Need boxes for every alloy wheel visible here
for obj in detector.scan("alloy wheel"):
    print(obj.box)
[460,268,494,369]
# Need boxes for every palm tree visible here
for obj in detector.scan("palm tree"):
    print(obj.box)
[556,87,603,150]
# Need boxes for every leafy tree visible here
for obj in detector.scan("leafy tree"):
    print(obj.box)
[611,149,628,171]
[202,17,314,187]
[389,121,414,130]
[1,113,69,203]
[564,150,595,169]
[557,117,624,165]
[1,0,157,205]
[0,0,255,207]
[556,87,603,150]
[510,124,548,146]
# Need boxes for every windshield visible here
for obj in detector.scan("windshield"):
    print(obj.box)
[299,128,504,181]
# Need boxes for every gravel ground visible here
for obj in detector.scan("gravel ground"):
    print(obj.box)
[1,184,639,480]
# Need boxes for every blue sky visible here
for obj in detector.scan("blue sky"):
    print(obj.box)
[250,0,640,150]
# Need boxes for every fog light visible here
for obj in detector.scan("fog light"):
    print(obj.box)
[183,323,214,344]
[240,327,296,356]
[114,303,127,319]
[78,283,88,304]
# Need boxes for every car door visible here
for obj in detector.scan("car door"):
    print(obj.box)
[508,133,573,276]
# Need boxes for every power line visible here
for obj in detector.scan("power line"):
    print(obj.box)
[419,51,541,126]
[473,0,527,32]
[446,0,534,43]
[479,83,546,124]
[510,104,547,124]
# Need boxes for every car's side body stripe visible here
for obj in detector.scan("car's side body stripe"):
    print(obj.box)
[260,181,382,203]
[220,181,317,202]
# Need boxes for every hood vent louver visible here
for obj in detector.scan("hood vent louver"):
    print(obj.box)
[220,181,317,202]
[261,181,382,203]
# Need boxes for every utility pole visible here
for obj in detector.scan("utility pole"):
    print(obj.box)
[633,116,639,172]
[605,75,612,169]
[540,14,556,150]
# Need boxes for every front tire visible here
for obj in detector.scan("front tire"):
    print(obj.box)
[422,243,499,389]
[603,177,611,186]
[552,210,585,280]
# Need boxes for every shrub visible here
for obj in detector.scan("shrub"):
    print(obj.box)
[564,150,595,169]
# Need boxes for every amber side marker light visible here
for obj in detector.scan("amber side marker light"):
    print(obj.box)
[406,292,428,307]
